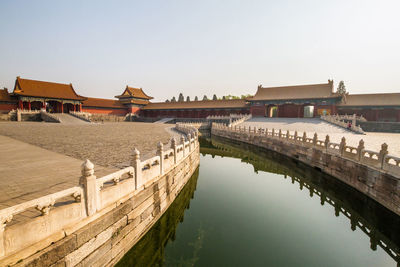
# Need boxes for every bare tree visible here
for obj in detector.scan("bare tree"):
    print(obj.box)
[186,96,191,102]
[165,99,170,102]
[194,96,199,101]
[171,96,177,102]
[202,95,208,101]
[212,94,218,100]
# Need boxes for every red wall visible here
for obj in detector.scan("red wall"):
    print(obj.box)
[0,103,18,113]
[82,107,128,115]
[250,106,266,117]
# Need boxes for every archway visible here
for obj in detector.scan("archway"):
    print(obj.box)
[303,105,314,118]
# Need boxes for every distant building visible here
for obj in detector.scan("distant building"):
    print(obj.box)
[0,77,399,122]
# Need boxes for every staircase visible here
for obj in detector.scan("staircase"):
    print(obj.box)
[50,113,90,124]
[154,117,175,124]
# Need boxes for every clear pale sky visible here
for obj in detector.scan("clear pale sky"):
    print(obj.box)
[1,0,399,102]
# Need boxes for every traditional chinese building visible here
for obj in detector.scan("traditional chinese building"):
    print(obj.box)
[247,80,341,118]
[12,77,86,113]
[140,99,249,118]
[115,86,153,114]
[0,76,399,122]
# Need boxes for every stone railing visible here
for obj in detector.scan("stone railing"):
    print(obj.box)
[321,114,365,134]
[228,114,252,127]
[0,130,199,266]
[211,123,400,215]
[337,114,367,122]
[39,110,61,123]
[69,111,92,122]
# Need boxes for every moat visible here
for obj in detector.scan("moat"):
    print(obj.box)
[118,136,400,267]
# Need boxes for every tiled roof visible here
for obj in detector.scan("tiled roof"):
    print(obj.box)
[0,88,17,102]
[13,77,86,101]
[249,81,336,101]
[141,99,248,110]
[82,97,126,108]
[115,86,153,100]
[338,93,400,107]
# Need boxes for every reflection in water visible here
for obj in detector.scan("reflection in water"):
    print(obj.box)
[116,169,199,267]
[118,136,400,266]
[201,136,400,265]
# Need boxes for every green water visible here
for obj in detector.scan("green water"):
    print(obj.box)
[118,137,400,267]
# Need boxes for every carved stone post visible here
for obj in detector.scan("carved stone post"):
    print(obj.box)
[188,133,192,152]
[80,159,98,216]
[131,148,142,189]
[352,114,356,129]
[157,142,164,175]
[286,130,290,140]
[302,132,307,143]
[339,137,346,155]
[265,128,268,136]
[171,138,177,164]
[278,129,282,138]
[272,128,275,137]
[313,133,318,146]
[294,131,298,141]
[324,135,330,150]
[379,143,388,169]
[181,135,186,157]
[357,139,364,161]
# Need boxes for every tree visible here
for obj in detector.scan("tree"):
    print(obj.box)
[171,96,176,102]
[165,99,170,103]
[178,93,184,102]
[186,96,191,102]
[222,96,226,100]
[337,81,346,95]
[202,95,208,101]
[212,94,218,101]
[194,96,199,101]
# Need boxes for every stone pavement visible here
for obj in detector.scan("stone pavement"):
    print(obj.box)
[0,135,116,209]
[240,118,400,157]
[0,122,181,169]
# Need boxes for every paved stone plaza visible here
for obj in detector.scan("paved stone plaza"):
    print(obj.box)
[0,122,179,215]
[0,121,180,169]
[240,118,400,157]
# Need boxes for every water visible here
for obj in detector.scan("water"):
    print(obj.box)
[117,136,400,267]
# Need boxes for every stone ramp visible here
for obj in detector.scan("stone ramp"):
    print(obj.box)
[154,117,175,124]
[0,135,116,208]
[52,113,90,124]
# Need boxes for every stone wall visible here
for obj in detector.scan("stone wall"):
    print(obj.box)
[0,126,200,266]
[211,123,400,216]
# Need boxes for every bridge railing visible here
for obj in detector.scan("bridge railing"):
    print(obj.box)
[212,122,400,178]
[0,124,199,260]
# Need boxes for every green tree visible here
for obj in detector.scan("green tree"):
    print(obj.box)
[202,95,208,101]
[337,81,346,95]
[212,94,218,100]
[194,96,199,101]
[186,96,191,102]
[178,93,184,102]
[171,96,176,102]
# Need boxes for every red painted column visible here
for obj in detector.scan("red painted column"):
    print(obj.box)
[73,104,76,112]
[19,100,23,110]
[61,102,63,113]
[28,101,31,111]
[80,104,82,112]
[42,101,46,110]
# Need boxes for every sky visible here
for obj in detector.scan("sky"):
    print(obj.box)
[0,0,399,102]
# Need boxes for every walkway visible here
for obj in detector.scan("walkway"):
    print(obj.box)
[0,135,116,208]
[240,118,400,157]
